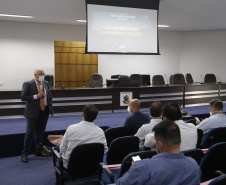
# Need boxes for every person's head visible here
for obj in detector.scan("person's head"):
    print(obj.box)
[153,120,181,153]
[209,99,223,115]
[150,101,162,118]
[128,99,140,113]
[34,68,45,83]
[82,104,98,122]
[162,102,182,121]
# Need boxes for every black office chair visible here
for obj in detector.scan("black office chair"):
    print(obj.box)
[201,127,226,148]
[169,75,173,84]
[111,74,121,79]
[172,73,186,85]
[181,148,204,165]
[90,73,103,87]
[209,174,226,185]
[204,74,217,83]
[104,126,132,147]
[104,136,139,165]
[129,74,143,85]
[200,142,226,182]
[117,75,130,84]
[99,150,157,185]
[152,75,165,85]
[196,129,203,149]
[44,74,54,88]
[52,143,104,185]
[185,73,194,84]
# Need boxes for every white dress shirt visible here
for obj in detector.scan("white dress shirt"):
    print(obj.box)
[196,113,226,138]
[135,119,162,149]
[144,120,197,151]
[60,121,108,168]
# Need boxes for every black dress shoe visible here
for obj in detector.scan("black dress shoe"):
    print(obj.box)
[43,145,52,157]
[22,155,29,163]
[35,152,48,157]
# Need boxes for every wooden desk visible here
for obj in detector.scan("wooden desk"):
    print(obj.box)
[0,83,225,118]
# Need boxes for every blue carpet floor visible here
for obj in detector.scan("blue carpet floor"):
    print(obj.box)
[0,104,218,136]
[0,155,100,185]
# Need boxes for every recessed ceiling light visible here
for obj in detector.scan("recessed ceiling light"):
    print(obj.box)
[158,25,170,28]
[76,20,87,23]
[0,14,34,18]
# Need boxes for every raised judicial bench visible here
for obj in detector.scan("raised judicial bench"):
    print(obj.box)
[0,83,225,118]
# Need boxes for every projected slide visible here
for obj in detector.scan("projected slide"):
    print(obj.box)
[87,4,158,54]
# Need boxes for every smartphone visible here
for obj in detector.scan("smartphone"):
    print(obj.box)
[195,117,200,122]
[132,155,141,162]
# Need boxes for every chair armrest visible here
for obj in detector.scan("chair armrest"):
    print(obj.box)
[215,170,224,176]
[52,147,63,176]
[99,162,115,184]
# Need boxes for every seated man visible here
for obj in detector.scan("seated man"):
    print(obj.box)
[135,101,162,149]
[116,120,200,185]
[144,102,197,151]
[124,99,150,135]
[196,99,226,138]
[60,104,108,169]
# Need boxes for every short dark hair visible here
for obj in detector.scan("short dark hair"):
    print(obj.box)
[162,102,182,121]
[83,104,98,122]
[150,101,162,117]
[209,99,223,111]
[153,120,181,146]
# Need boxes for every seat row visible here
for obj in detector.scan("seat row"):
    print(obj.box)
[90,73,219,87]
[52,126,226,185]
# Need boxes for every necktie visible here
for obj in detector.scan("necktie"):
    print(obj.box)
[38,82,45,111]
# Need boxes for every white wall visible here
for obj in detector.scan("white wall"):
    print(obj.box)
[180,30,226,82]
[0,21,86,90]
[0,20,181,90]
[99,31,181,83]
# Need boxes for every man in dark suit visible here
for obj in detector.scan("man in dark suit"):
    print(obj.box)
[21,68,54,162]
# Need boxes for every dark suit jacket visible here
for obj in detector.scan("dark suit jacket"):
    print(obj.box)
[21,79,54,119]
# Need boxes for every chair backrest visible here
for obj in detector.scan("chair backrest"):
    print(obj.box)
[106,136,139,165]
[117,75,130,84]
[169,75,173,84]
[105,127,131,147]
[202,127,226,148]
[90,73,103,87]
[200,142,226,181]
[185,73,194,84]
[44,74,54,88]
[111,74,121,79]
[119,150,157,177]
[172,73,186,85]
[209,174,226,185]
[204,74,217,83]
[197,129,203,148]
[67,143,104,177]
[152,75,165,85]
[181,149,204,165]
[129,74,143,85]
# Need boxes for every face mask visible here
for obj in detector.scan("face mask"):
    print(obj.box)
[127,106,132,113]
[38,75,45,82]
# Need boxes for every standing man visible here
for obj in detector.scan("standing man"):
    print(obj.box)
[124,99,150,135]
[21,68,54,162]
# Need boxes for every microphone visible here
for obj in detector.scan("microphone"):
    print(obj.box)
[216,76,221,84]
[200,75,204,84]
[164,74,169,86]
[61,81,66,89]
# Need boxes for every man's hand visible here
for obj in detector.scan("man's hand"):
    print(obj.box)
[37,92,45,99]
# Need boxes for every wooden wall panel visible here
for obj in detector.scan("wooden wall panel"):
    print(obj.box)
[54,41,98,88]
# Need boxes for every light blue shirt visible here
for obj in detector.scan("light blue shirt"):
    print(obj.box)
[116,153,200,185]
[196,114,226,137]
